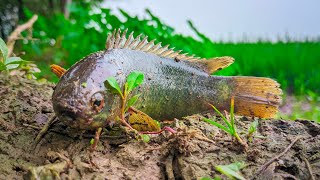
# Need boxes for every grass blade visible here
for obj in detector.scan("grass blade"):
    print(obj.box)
[208,103,233,130]
[203,118,232,134]
[230,97,236,131]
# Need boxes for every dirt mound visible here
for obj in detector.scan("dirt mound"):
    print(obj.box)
[0,74,319,179]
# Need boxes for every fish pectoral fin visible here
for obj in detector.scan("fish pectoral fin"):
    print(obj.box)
[50,64,67,78]
[128,107,161,132]
[190,56,234,74]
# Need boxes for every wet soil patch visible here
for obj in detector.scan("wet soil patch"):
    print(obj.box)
[0,74,319,179]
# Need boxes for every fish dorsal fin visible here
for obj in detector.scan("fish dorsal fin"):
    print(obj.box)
[106,29,234,74]
[188,56,235,74]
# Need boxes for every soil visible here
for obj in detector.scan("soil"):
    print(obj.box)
[0,74,319,180]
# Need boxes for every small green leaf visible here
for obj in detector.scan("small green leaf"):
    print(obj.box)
[126,71,144,92]
[208,104,232,130]
[215,162,246,180]
[5,57,24,65]
[200,177,213,180]
[90,138,95,145]
[140,134,150,143]
[154,119,161,127]
[81,82,87,88]
[248,120,259,134]
[5,57,24,70]
[125,94,141,111]
[0,38,8,62]
[0,62,7,71]
[104,76,123,96]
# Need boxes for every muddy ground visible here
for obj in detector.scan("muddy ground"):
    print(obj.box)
[0,74,319,180]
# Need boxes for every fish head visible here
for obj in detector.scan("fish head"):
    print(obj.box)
[52,52,121,130]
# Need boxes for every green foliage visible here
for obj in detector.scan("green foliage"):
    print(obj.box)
[105,71,144,108]
[247,120,259,142]
[279,94,320,122]
[18,3,320,96]
[81,82,87,88]
[140,134,150,143]
[215,162,246,180]
[0,38,8,61]
[0,38,25,71]
[203,98,244,145]
[125,94,141,112]
[104,71,144,116]
[0,38,40,79]
[126,71,144,92]
[248,120,259,134]
[105,76,123,97]
[90,138,94,145]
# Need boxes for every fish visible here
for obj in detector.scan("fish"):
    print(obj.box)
[51,29,282,130]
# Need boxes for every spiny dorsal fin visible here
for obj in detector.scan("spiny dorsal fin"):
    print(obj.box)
[105,29,235,74]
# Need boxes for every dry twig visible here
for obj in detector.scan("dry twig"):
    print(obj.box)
[302,155,315,180]
[251,136,301,179]
[6,15,38,56]
[33,115,57,148]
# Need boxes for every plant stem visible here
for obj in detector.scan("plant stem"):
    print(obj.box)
[119,83,134,130]
[230,96,235,132]
[91,127,102,151]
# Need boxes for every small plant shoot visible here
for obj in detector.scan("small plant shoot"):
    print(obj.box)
[104,71,145,130]
[215,161,246,180]
[0,38,40,78]
[247,119,259,142]
[202,97,246,147]
[140,134,150,143]
[90,138,94,145]
[0,38,26,71]
[125,94,141,112]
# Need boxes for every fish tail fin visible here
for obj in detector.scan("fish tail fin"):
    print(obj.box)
[231,76,282,118]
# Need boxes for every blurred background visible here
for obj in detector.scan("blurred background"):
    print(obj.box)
[0,0,319,121]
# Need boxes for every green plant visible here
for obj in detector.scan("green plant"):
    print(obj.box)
[200,176,221,180]
[215,161,246,180]
[202,97,246,146]
[0,38,26,71]
[247,120,259,142]
[105,71,144,129]
[0,38,40,79]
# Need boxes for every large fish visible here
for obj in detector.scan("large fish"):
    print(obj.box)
[51,29,282,130]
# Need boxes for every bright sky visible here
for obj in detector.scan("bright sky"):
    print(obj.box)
[102,0,320,42]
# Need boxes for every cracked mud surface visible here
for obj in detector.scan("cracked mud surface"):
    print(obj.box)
[0,74,319,180]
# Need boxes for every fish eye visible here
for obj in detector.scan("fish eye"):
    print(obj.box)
[91,92,105,112]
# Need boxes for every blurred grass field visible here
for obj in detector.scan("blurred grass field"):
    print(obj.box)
[15,3,320,121]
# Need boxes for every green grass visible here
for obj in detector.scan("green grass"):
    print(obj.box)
[212,42,320,95]
[278,93,320,122]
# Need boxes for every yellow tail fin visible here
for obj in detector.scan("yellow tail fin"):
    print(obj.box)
[232,76,282,118]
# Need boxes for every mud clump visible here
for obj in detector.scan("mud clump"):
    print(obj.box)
[0,74,319,179]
